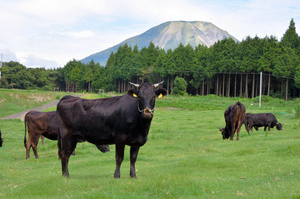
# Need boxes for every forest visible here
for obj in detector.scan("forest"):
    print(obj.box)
[1,19,300,100]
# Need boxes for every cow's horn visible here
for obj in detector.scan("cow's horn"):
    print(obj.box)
[129,82,140,88]
[154,81,164,88]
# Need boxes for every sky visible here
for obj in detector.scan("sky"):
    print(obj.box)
[0,0,300,69]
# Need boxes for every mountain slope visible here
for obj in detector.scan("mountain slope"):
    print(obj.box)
[81,21,238,66]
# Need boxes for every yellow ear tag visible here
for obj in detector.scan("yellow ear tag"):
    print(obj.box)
[158,93,163,99]
[133,93,137,98]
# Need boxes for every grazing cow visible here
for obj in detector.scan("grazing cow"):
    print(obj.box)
[244,113,282,134]
[0,130,3,147]
[57,82,167,178]
[219,102,246,141]
[24,111,109,159]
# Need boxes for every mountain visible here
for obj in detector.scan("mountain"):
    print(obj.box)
[81,21,238,66]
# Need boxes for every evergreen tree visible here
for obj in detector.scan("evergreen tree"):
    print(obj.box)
[274,46,299,100]
[258,36,281,95]
[281,18,300,51]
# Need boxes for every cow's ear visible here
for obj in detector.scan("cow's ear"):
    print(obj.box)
[127,88,139,98]
[155,88,167,98]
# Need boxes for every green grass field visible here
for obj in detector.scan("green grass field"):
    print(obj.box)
[0,90,299,198]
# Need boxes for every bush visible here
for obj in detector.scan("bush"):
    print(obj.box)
[252,95,274,103]
[172,77,187,96]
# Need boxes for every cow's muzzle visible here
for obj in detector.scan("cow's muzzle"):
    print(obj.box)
[139,106,154,119]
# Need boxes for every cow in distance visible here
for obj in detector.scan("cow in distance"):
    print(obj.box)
[0,130,4,147]
[219,101,246,141]
[244,113,282,134]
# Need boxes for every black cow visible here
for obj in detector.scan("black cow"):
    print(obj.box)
[0,130,3,147]
[24,111,109,159]
[244,113,282,134]
[219,101,246,141]
[57,82,167,178]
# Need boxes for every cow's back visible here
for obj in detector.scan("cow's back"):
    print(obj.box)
[57,95,123,128]
[225,102,245,125]
[57,95,138,145]
[26,111,58,140]
[26,111,48,130]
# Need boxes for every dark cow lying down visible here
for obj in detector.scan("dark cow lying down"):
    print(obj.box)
[244,113,282,134]
[0,130,3,147]
[57,82,167,178]
[219,101,246,141]
[24,111,109,159]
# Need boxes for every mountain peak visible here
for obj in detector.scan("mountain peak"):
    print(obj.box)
[81,21,238,66]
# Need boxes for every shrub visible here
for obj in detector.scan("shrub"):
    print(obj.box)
[172,77,187,96]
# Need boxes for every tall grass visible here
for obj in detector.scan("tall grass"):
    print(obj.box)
[0,91,299,198]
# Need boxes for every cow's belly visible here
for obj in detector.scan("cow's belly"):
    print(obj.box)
[119,133,148,147]
[42,132,58,140]
[75,126,115,145]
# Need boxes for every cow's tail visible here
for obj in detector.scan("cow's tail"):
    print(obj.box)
[24,113,28,148]
[57,124,62,160]
[236,101,246,126]
[236,101,246,114]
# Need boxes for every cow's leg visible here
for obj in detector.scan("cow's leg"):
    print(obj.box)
[244,121,250,134]
[61,153,71,177]
[61,137,77,178]
[230,131,234,140]
[130,146,140,178]
[25,140,31,159]
[25,129,33,159]
[230,124,236,141]
[248,120,254,132]
[32,134,40,159]
[114,143,125,178]
[264,126,267,131]
[236,122,243,141]
[41,135,44,145]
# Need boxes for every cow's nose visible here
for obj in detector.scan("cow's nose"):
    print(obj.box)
[143,107,153,119]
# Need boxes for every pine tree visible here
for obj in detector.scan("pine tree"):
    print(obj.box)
[281,18,300,51]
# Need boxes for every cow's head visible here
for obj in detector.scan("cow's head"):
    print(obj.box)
[218,127,230,140]
[276,122,283,130]
[128,81,167,119]
[0,130,3,147]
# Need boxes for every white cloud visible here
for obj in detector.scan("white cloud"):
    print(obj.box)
[0,0,300,68]
[50,30,95,38]
[21,54,60,69]
[0,49,18,62]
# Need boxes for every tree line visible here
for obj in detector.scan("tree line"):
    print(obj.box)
[1,19,300,100]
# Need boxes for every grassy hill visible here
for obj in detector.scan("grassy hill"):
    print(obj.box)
[0,90,299,198]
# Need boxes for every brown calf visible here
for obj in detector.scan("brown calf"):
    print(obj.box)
[24,111,58,159]
[24,111,110,159]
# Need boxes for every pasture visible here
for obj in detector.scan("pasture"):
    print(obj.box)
[0,89,299,198]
